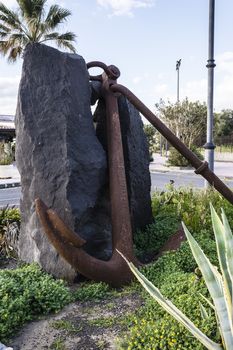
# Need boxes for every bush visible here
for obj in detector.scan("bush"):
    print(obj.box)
[0,264,72,341]
[0,207,20,257]
[134,213,180,260]
[151,187,233,233]
[167,146,204,167]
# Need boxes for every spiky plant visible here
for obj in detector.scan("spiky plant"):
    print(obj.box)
[0,0,76,62]
[119,204,233,350]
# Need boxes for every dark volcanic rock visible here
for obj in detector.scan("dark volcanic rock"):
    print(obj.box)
[94,95,152,232]
[15,44,110,280]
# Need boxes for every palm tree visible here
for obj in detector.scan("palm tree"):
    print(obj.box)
[0,0,76,62]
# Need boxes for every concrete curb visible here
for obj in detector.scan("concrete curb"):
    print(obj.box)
[0,182,21,189]
[150,168,233,180]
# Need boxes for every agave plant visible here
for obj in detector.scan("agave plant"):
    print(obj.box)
[118,204,233,350]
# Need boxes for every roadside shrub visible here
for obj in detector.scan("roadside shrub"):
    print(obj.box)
[0,264,72,341]
[0,207,20,258]
[0,207,20,230]
[167,146,204,167]
[134,213,180,260]
[151,187,233,233]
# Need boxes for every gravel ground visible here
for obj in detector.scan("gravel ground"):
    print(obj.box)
[8,292,142,350]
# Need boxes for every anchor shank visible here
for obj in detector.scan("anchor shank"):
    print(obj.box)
[104,87,134,257]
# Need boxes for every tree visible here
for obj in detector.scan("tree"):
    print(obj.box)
[155,98,207,149]
[215,109,233,137]
[143,124,158,157]
[0,0,76,62]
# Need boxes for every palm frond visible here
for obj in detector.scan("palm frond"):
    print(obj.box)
[0,23,10,32]
[56,39,76,53]
[8,33,28,46]
[8,45,23,62]
[16,0,46,19]
[44,5,71,29]
[0,2,22,31]
[0,40,8,55]
[0,1,76,61]
[41,31,76,53]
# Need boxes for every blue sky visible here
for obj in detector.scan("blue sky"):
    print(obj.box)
[0,0,233,115]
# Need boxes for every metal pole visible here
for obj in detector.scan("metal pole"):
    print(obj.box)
[176,59,181,102]
[204,0,216,181]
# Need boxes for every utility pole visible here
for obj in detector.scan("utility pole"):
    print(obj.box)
[176,59,181,102]
[204,0,216,178]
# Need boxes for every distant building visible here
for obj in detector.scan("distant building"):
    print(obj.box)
[0,115,15,142]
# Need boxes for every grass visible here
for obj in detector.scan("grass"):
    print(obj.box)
[50,320,82,334]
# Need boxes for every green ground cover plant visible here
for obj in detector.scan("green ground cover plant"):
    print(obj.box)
[0,263,72,342]
[134,212,180,260]
[73,281,111,301]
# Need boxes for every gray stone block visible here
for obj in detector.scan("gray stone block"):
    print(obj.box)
[16,44,110,280]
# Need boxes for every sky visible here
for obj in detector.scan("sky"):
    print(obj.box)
[0,0,233,116]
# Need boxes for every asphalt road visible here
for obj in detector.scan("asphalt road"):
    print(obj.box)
[0,187,21,208]
[1,172,233,207]
[151,171,233,190]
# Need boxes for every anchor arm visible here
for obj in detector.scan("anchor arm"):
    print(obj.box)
[111,83,233,206]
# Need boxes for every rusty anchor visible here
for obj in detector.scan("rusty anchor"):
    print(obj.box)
[36,62,139,287]
[36,61,233,287]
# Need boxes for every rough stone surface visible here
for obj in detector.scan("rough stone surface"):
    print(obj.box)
[94,95,153,231]
[16,44,110,280]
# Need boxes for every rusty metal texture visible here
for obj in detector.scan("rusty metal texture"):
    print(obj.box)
[110,83,233,205]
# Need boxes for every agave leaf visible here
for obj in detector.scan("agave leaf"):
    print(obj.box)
[221,209,233,331]
[200,293,215,311]
[182,223,233,350]
[200,302,211,320]
[221,209,233,290]
[117,250,222,350]
[210,204,232,304]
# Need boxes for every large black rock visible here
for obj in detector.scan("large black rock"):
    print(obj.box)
[16,44,152,281]
[16,44,110,280]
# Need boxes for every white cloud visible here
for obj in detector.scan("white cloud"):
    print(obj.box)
[97,0,155,17]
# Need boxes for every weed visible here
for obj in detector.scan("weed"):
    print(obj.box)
[50,319,82,334]
[49,337,66,350]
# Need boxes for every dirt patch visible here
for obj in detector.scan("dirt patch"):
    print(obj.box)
[8,293,142,350]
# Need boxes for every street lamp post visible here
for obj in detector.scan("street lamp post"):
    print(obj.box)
[176,59,181,102]
[204,0,216,177]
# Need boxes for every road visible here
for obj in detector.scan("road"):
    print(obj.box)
[1,172,233,207]
[151,171,233,190]
[0,187,21,208]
